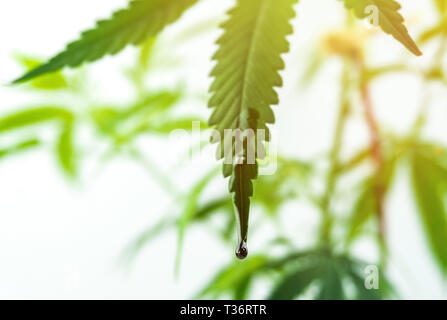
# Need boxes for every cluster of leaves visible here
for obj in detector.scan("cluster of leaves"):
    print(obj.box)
[4,37,205,181]
[199,248,394,300]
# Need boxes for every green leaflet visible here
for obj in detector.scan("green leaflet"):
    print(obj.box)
[411,149,447,273]
[13,0,199,83]
[340,0,422,56]
[208,0,297,258]
[14,54,68,90]
[57,120,77,177]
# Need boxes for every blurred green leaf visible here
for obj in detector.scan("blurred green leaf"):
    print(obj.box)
[0,139,41,160]
[341,258,381,300]
[300,50,325,87]
[419,17,447,44]
[91,108,121,135]
[194,197,232,221]
[145,118,208,135]
[269,266,320,300]
[411,146,447,273]
[139,37,157,71]
[0,107,73,133]
[198,255,269,299]
[197,246,393,300]
[347,150,397,243]
[317,263,345,300]
[91,91,184,142]
[121,217,176,264]
[254,158,311,215]
[176,168,220,272]
[122,196,233,266]
[435,0,447,14]
[347,179,377,242]
[57,120,77,177]
[336,148,371,174]
[363,64,408,82]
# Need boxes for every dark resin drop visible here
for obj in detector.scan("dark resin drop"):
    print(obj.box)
[235,241,248,260]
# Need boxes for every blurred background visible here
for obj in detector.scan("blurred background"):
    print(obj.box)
[0,0,446,299]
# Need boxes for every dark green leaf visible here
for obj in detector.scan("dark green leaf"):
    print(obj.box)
[209,0,297,249]
[57,121,77,177]
[317,263,345,300]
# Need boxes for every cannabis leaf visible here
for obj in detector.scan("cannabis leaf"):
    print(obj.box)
[208,0,297,257]
[340,0,422,56]
[13,0,198,83]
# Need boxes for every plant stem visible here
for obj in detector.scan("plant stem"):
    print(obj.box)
[355,55,387,260]
[319,61,351,246]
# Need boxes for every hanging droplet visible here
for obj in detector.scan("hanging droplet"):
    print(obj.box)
[235,240,248,260]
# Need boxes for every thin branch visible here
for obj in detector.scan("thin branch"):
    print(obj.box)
[319,61,351,246]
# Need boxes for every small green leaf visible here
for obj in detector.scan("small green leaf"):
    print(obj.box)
[0,107,72,133]
[347,153,397,243]
[0,139,41,160]
[411,149,447,273]
[418,16,447,44]
[340,0,422,56]
[57,121,77,177]
[317,263,345,300]
[269,266,320,300]
[347,179,377,241]
[194,197,233,221]
[435,0,447,14]
[198,255,268,299]
[176,168,220,272]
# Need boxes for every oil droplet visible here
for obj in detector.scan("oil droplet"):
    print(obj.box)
[235,240,248,260]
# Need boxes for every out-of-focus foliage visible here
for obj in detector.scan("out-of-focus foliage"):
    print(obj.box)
[198,248,394,300]
[340,0,421,56]
[410,143,447,273]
